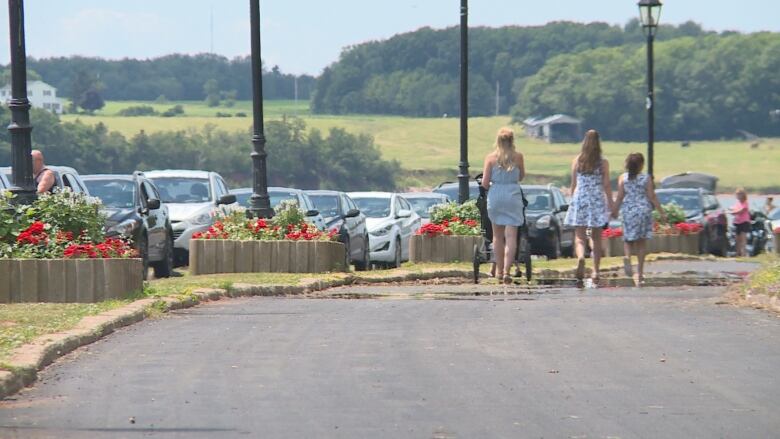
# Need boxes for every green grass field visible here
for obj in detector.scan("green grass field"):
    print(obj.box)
[62,100,780,192]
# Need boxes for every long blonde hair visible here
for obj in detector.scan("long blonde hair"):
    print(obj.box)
[577,129,602,174]
[494,127,516,170]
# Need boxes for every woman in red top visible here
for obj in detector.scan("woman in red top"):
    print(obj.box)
[730,188,750,257]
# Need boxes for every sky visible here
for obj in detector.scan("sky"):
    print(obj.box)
[0,0,777,75]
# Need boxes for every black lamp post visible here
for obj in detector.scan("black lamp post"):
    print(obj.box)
[638,0,662,177]
[6,0,36,204]
[247,0,273,218]
[457,0,469,204]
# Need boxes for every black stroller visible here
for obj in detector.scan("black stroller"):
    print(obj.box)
[473,173,533,284]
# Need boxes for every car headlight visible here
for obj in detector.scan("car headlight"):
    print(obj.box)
[189,212,213,226]
[535,215,552,229]
[107,219,140,237]
[370,224,393,236]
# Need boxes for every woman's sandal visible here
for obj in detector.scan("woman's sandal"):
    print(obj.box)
[503,275,513,285]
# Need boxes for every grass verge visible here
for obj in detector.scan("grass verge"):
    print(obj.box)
[738,255,780,299]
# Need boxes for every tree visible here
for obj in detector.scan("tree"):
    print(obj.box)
[203,78,220,107]
[70,70,105,113]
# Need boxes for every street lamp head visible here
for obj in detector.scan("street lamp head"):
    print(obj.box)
[638,0,663,36]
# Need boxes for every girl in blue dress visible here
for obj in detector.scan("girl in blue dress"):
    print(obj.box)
[613,153,665,285]
[564,130,613,282]
[481,128,526,284]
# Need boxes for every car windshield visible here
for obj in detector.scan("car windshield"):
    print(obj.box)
[83,179,135,209]
[524,190,552,211]
[657,193,700,211]
[769,208,780,221]
[433,185,479,201]
[309,195,340,218]
[150,177,211,204]
[234,192,251,207]
[352,197,391,218]
[407,197,445,218]
[269,191,299,208]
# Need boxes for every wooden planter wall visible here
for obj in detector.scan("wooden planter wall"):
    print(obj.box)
[0,258,143,303]
[409,235,483,263]
[602,233,701,257]
[775,233,780,255]
[189,240,347,275]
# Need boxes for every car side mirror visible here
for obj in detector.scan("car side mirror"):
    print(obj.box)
[146,198,161,210]
[556,204,569,213]
[706,203,719,211]
[397,209,412,219]
[217,194,236,205]
[345,208,360,218]
[305,209,320,217]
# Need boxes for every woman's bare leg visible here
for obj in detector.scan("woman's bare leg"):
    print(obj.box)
[493,224,506,278]
[636,239,647,282]
[590,227,603,279]
[504,226,519,270]
[575,227,588,279]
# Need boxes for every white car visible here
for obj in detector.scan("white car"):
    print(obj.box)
[348,192,421,268]
[146,170,237,264]
[402,192,450,226]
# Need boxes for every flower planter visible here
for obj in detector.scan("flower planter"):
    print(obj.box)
[409,235,483,263]
[0,258,143,303]
[601,233,700,257]
[775,233,780,255]
[188,239,347,275]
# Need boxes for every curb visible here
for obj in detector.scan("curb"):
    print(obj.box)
[0,256,714,400]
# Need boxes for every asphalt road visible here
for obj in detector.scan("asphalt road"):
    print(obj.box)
[1,284,779,439]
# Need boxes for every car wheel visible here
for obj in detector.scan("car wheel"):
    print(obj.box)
[152,234,174,278]
[545,231,561,260]
[138,234,149,281]
[390,237,402,269]
[354,236,371,271]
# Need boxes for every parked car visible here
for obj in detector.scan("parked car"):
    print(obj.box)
[83,173,174,279]
[0,172,9,192]
[145,170,237,265]
[305,190,371,270]
[769,207,780,232]
[348,192,421,268]
[1,165,90,194]
[523,185,573,259]
[402,192,450,226]
[432,181,480,202]
[655,188,729,255]
[231,187,327,231]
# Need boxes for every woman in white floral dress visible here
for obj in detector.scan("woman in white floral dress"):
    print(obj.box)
[612,153,664,286]
[564,130,613,282]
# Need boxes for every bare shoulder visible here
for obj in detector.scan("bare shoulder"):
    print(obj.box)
[484,151,497,164]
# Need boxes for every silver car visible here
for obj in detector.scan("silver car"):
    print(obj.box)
[402,192,450,226]
[1,165,90,194]
[230,187,327,231]
[146,170,237,264]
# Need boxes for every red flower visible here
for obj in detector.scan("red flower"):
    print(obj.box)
[463,219,478,228]
[774,227,780,234]
[16,221,49,246]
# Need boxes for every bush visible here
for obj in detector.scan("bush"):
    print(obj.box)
[653,203,687,226]
[420,200,481,236]
[235,112,247,117]
[160,104,184,117]
[215,112,233,118]
[117,105,158,117]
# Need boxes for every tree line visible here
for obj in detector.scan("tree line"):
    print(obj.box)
[311,20,709,117]
[512,32,780,140]
[17,54,315,102]
[0,108,399,191]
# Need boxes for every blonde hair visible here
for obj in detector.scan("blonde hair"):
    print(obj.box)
[577,129,602,174]
[494,127,516,170]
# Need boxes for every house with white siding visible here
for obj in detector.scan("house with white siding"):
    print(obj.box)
[0,80,64,114]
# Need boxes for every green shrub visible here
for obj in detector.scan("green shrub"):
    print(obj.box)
[653,203,686,225]
[117,105,158,117]
[430,200,480,225]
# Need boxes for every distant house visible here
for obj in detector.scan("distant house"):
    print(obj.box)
[523,114,582,143]
[0,80,65,114]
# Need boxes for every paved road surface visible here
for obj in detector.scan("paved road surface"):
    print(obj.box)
[1,284,778,438]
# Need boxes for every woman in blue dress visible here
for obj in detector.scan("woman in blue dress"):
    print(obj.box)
[612,153,665,286]
[481,127,525,284]
[564,130,613,282]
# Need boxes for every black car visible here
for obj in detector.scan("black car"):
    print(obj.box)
[655,188,729,255]
[83,173,174,279]
[305,190,371,271]
[433,181,481,202]
[524,185,573,259]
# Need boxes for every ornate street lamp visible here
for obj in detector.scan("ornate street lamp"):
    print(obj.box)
[457,0,469,204]
[247,0,273,218]
[638,0,662,177]
[6,0,36,204]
